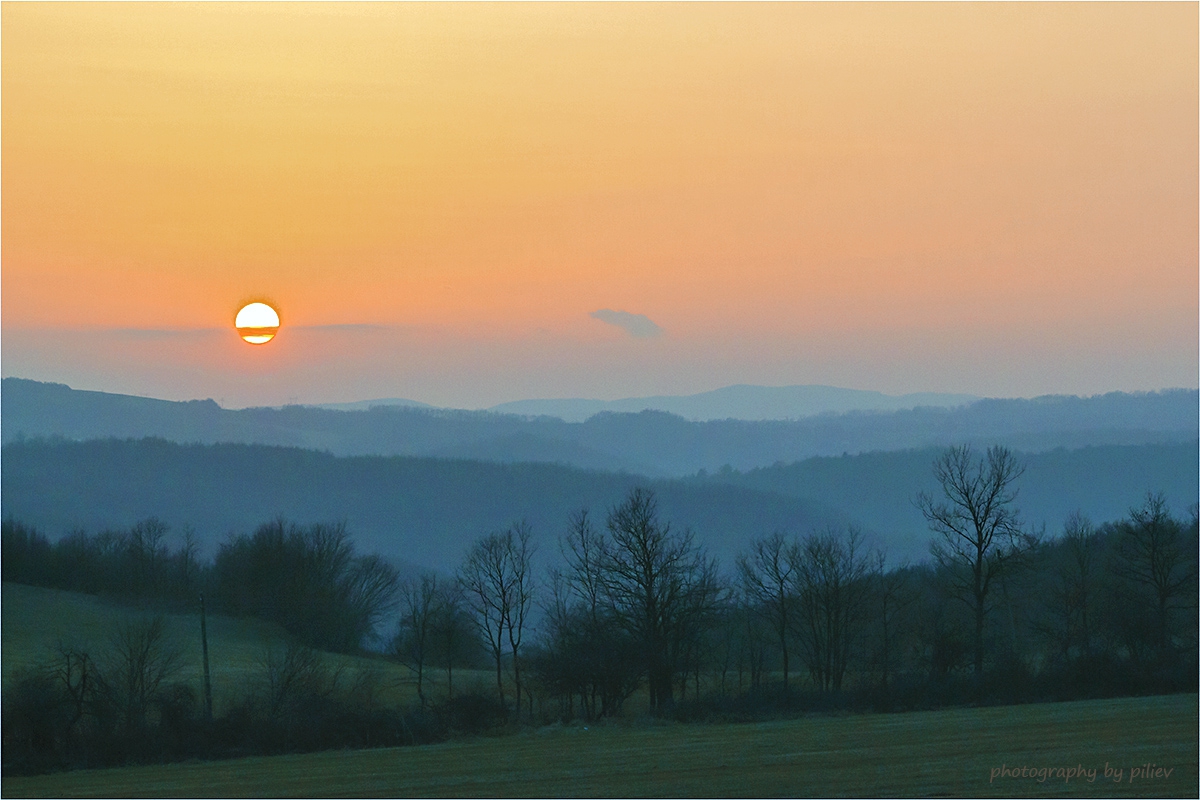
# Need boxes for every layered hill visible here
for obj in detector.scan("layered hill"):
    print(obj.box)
[3,437,1194,572]
[0,438,850,573]
[3,378,1195,476]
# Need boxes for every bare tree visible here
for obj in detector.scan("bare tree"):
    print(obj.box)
[539,509,642,720]
[430,582,471,699]
[1043,512,1100,662]
[50,644,98,743]
[176,527,202,601]
[393,572,441,708]
[916,444,1034,677]
[737,532,798,691]
[259,640,339,721]
[561,509,607,629]
[126,518,170,603]
[343,554,401,649]
[792,526,872,691]
[458,522,535,711]
[868,552,915,700]
[504,521,536,715]
[1111,492,1196,659]
[597,488,723,712]
[459,532,511,707]
[97,615,182,734]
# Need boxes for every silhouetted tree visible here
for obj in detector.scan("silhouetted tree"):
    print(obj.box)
[213,519,398,652]
[1041,512,1102,663]
[458,523,535,710]
[125,518,170,604]
[867,553,916,701]
[792,526,872,691]
[537,510,641,720]
[737,532,798,691]
[459,534,508,706]
[343,554,402,649]
[597,488,723,712]
[95,616,182,737]
[916,445,1036,677]
[393,572,442,708]
[258,641,338,723]
[429,582,473,698]
[537,571,640,721]
[504,522,536,715]
[1110,492,1197,662]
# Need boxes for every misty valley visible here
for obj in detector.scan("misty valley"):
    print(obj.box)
[2,379,1197,787]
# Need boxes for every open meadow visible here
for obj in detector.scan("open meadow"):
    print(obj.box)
[4,693,1196,798]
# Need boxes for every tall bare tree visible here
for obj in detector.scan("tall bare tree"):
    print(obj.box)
[737,532,798,691]
[504,521,536,714]
[561,509,607,629]
[598,488,723,711]
[541,509,641,720]
[458,522,536,711]
[868,552,915,700]
[916,444,1034,677]
[97,615,182,735]
[1043,512,1100,662]
[792,526,872,691]
[393,572,441,708]
[431,582,471,699]
[344,554,401,649]
[459,531,511,707]
[1112,492,1196,659]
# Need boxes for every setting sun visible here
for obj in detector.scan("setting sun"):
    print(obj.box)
[235,302,280,345]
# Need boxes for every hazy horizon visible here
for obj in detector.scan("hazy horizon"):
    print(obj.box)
[6,373,1197,415]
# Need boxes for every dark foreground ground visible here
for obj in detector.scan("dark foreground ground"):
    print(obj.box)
[4,693,1196,798]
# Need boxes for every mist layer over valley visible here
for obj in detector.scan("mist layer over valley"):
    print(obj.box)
[3,379,1195,573]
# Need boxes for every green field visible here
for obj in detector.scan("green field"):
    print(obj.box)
[4,694,1196,798]
[1,583,486,711]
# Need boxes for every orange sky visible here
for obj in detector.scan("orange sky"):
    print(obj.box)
[3,3,1196,407]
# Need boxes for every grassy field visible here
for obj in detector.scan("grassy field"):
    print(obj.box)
[1,582,489,711]
[4,694,1196,798]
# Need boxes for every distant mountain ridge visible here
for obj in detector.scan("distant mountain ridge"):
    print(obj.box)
[487,384,980,422]
[2,378,1195,476]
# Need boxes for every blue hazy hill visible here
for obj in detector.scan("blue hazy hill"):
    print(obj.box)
[3,378,1195,476]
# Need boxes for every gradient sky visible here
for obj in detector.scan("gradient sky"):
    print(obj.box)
[3,3,1196,409]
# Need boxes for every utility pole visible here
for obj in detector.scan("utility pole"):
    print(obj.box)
[200,592,213,722]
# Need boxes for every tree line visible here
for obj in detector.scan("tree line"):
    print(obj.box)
[3,444,1197,774]
[2,516,402,654]
[392,445,1197,720]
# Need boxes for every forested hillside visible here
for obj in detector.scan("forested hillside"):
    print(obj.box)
[0,438,846,572]
[691,442,1200,559]
[4,437,1194,571]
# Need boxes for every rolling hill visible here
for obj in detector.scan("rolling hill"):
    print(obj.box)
[3,378,1195,476]
[3,436,1194,572]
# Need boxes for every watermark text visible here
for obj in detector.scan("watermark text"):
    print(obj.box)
[989,762,1175,785]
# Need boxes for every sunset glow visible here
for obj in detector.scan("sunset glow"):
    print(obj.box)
[1,3,1195,407]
